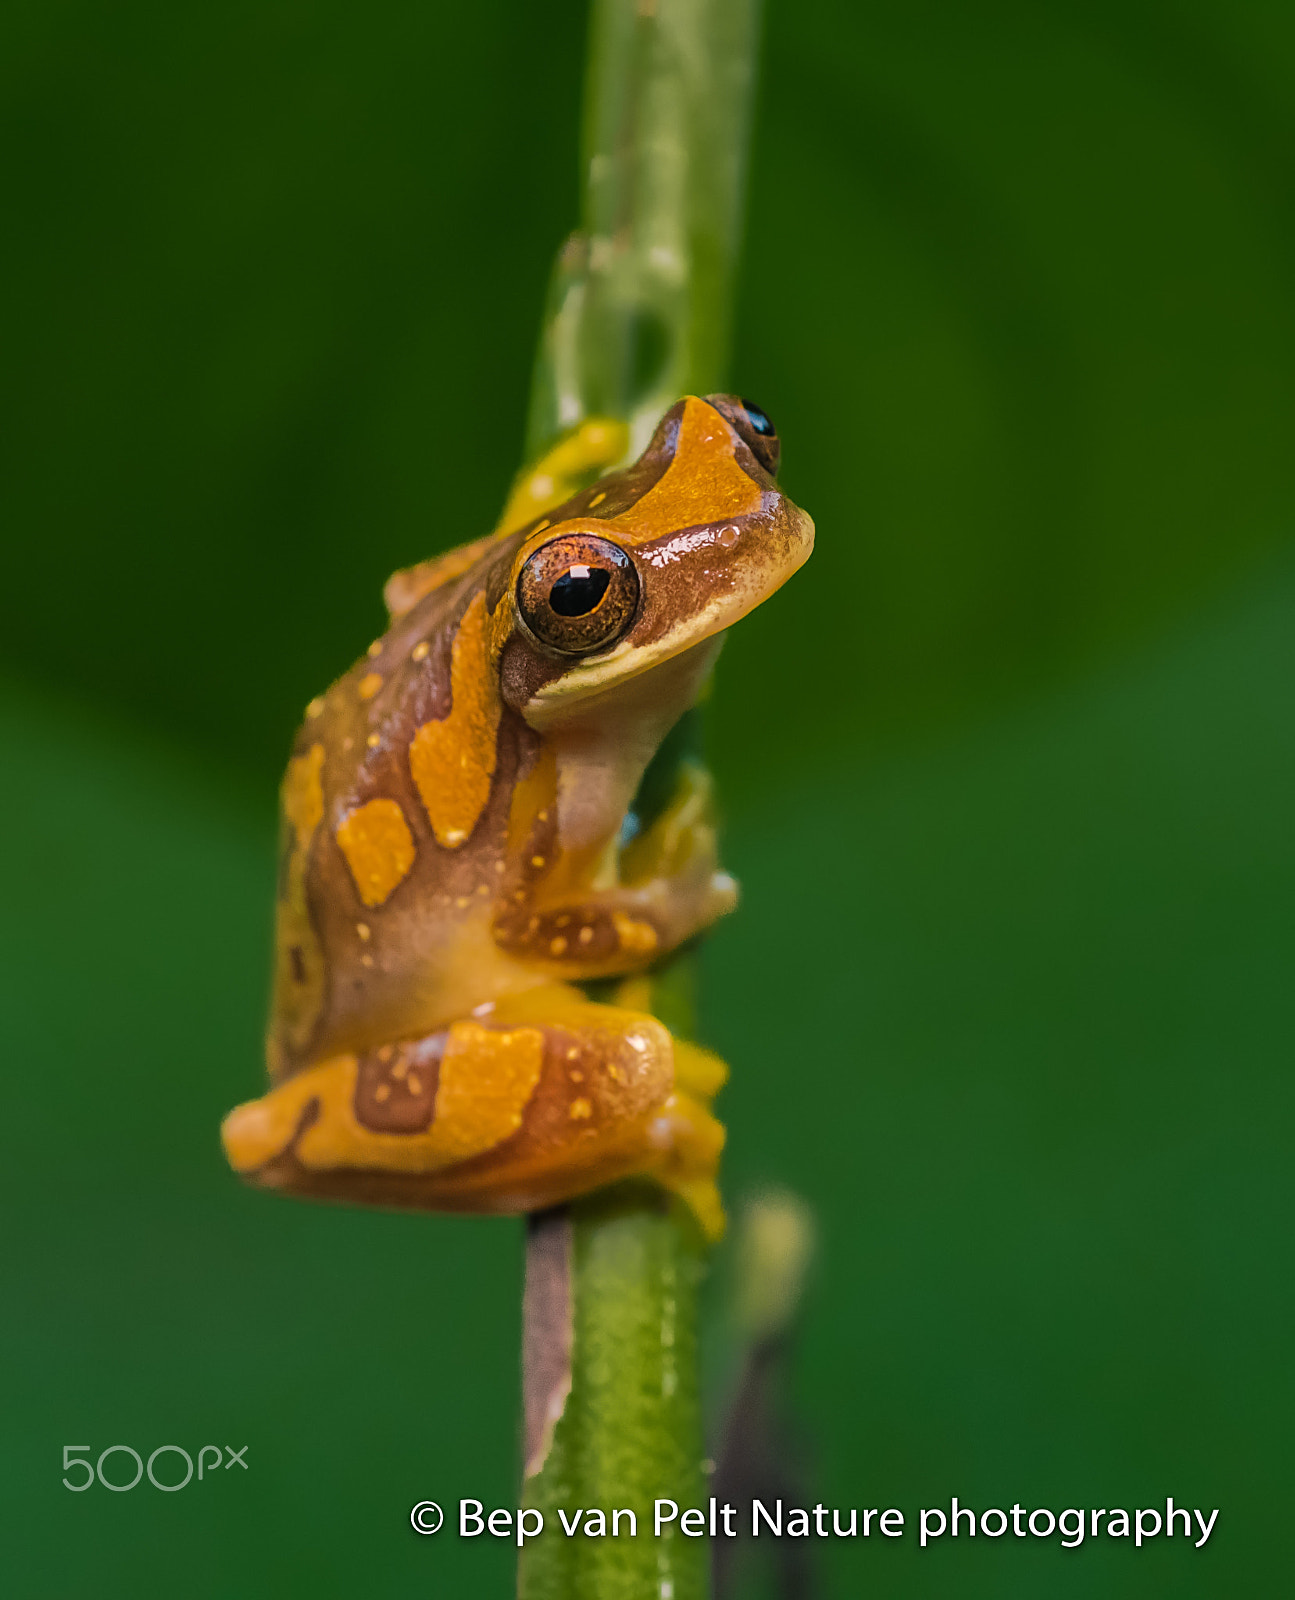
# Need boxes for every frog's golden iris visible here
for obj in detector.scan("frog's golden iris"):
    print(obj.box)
[221,393,812,1241]
[516,533,640,655]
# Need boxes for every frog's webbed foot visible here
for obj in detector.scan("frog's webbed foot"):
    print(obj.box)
[494,761,737,976]
[222,984,728,1239]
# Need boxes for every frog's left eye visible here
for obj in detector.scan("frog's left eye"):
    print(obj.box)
[517,534,640,655]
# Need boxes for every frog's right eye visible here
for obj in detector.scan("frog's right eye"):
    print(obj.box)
[517,534,641,655]
[703,392,780,475]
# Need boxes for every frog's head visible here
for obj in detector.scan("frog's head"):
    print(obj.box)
[493,394,812,726]
[487,393,813,848]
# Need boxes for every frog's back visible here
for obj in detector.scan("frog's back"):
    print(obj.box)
[267,533,537,1079]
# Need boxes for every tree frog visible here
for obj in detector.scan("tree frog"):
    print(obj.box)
[221,394,813,1240]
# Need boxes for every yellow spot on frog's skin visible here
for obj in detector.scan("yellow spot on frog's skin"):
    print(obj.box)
[612,911,658,955]
[375,1083,390,1102]
[377,1043,392,1061]
[569,1098,592,1120]
[531,856,546,869]
[550,936,568,956]
[357,923,371,940]
[335,797,417,907]
[578,925,594,946]
[306,696,325,719]
[570,1070,584,1083]
[589,491,606,507]
[555,913,572,928]
[407,1073,422,1096]
[366,733,380,748]
[392,1058,407,1079]
[358,672,383,699]
[455,896,471,909]
[566,1047,579,1060]
[408,592,501,850]
[607,1064,624,1083]
[411,641,430,662]
[283,743,325,846]
[367,640,383,658]
[360,954,374,968]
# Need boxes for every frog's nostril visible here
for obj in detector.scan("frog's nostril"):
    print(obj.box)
[550,565,611,617]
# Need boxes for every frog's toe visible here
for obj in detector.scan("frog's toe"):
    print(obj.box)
[648,1089,727,1241]
[221,1068,323,1173]
[221,1095,294,1173]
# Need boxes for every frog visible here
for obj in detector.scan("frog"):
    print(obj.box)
[221,393,813,1241]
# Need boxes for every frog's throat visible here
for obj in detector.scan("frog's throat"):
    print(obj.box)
[533,635,723,857]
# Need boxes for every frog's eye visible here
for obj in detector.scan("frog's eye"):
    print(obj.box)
[737,397,780,474]
[741,399,775,437]
[516,534,641,655]
[704,393,781,475]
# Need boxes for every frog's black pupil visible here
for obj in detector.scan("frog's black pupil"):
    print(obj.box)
[550,565,610,617]
[740,398,775,436]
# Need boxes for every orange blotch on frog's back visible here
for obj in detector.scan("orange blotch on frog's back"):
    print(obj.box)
[408,591,502,849]
[335,797,417,907]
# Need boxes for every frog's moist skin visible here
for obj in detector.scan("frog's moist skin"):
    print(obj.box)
[221,394,813,1239]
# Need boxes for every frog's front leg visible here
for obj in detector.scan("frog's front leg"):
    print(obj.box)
[494,759,738,976]
[221,983,727,1239]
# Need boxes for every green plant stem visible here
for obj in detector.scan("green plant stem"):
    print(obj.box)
[516,2,761,1597]
[525,0,761,464]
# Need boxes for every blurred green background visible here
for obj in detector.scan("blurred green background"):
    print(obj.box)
[3,0,1293,1594]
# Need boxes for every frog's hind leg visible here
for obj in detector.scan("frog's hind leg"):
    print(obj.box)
[221,983,728,1239]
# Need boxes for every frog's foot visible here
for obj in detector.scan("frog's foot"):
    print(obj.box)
[496,417,630,533]
[221,985,728,1239]
[646,1087,728,1243]
[494,761,738,978]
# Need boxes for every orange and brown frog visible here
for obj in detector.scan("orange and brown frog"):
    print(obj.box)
[221,394,812,1240]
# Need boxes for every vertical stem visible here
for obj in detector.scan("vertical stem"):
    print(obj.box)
[517,2,761,1597]
[525,0,762,462]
